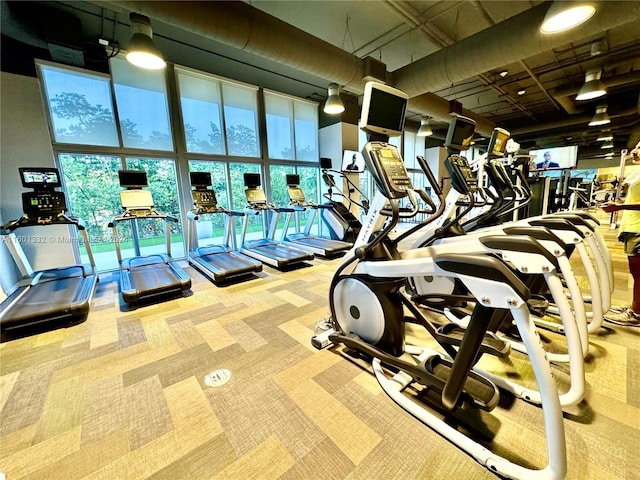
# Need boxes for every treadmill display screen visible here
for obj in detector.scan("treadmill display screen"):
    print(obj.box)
[119,170,148,188]
[286,174,300,186]
[190,171,212,187]
[244,173,261,188]
[20,168,61,188]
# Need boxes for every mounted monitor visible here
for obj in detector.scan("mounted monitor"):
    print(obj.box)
[320,157,332,170]
[190,171,212,187]
[529,145,579,171]
[118,170,148,188]
[341,150,365,173]
[243,173,262,188]
[444,115,476,152]
[487,127,510,158]
[359,81,408,138]
[19,168,61,189]
[286,174,300,186]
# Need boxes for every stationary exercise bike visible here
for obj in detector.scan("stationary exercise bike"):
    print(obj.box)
[313,82,566,480]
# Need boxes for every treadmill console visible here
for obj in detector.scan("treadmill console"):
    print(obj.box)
[192,190,218,212]
[445,155,478,194]
[362,142,412,199]
[19,168,67,220]
[288,187,305,204]
[189,171,220,213]
[245,188,267,206]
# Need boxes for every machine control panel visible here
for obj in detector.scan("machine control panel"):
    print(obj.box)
[363,142,412,199]
[287,187,306,204]
[445,154,478,194]
[192,189,218,212]
[22,191,67,218]
[245,188,267,206]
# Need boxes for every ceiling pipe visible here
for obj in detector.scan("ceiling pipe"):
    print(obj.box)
[409,93,497,136]
[106,1,637,140]
[511,105,639,138]
[392,2,640,98]
[107,1,367,91]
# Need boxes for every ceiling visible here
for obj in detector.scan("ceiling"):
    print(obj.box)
[2,1,640,167]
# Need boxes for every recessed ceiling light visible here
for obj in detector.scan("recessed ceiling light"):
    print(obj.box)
[601,143,614,149]
[517,89,526,96]
[499,70,509,78]
[596,134,613,142]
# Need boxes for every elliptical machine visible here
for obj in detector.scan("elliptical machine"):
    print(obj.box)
[313,82,566,480]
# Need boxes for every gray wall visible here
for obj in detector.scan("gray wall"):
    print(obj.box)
[1,72,75,293]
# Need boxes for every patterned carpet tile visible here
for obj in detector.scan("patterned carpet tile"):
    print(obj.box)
[1,214,639,479]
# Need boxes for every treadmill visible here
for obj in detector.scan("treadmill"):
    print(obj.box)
[0,167,98,341]
[239,173,314,269]
[108,170,191,305]
[318,158,364,243]
[280,174,352,258]
[186,171,262,283]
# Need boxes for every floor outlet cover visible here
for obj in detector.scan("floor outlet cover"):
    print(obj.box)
[204,369,231,387]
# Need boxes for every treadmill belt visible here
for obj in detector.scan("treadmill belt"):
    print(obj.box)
[2,277,90,326]
[256,244,310,260]
[129,263,183,296]
[200,252,259,275]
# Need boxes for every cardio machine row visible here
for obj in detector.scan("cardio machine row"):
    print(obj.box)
[312,81,613,480]
[0,164,357,340]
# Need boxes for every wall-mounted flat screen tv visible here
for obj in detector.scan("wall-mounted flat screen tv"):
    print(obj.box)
[529,145,578,171]
[341,150,365,173]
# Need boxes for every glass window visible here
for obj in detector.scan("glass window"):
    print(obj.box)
[123,158,184,258]
[269,165,295,239]
[265,92,318,161]
[177,70,225,155]
[269,164,295,208]
[222,83,259,157]
[39,63,119,146]
[110,57,173,151]
[188,161,229,247]
[229,162,262,241]
[294,101,318,161]
[265,93,294,160]
[297,166,320,235]
[58,153,123,271]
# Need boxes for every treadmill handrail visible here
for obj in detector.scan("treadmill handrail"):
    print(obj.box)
[109,210,178,226]
[2,212,87,233]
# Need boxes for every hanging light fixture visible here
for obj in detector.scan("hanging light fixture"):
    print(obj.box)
[588,104,611,127]
[126,13,166,70]
[540,1,597,34]
[596,132,613,142]
[323,83,345,114]
[575,69,607,101]
[417,117,433,137]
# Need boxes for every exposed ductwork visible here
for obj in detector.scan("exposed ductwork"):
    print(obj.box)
[392,2,640,98]
[107,1,367,91]
[511,105,639,137]
[408,93,497,136]
[107,1,638,140]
